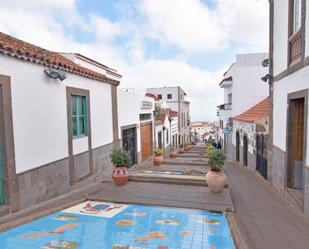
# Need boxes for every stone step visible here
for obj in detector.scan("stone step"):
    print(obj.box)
[176,153,207,158]
[129,172,207,186]
[162,159,208,166]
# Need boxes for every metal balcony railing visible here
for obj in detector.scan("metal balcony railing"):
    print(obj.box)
[218,103,232,110]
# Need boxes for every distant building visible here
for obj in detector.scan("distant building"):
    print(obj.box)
[269,0,309,214]
[117,90,155,166]
[190,121,215,141]
[146,86,190,146]
[217,53,269,159]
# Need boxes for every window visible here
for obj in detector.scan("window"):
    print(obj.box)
[293,0,301,33]
[166,129,169,144]
[167,94,172,99]
[227,93,232,104]
[157,94,162,100]
[71,95,88,138]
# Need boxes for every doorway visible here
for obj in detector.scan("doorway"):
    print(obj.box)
[236,131,240,162]
[287,97,305,190]
[243,135,248,166]
[256,134,268,179]
[122,127,136,167]
[158,131,162,149]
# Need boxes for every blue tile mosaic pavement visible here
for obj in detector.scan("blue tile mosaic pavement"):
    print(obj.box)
[0,203,235,249]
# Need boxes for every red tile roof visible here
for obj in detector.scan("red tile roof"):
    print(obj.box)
[219,76,233,86]
[0,32,119,85]
[145,93,158,100]
[233,97,269,122]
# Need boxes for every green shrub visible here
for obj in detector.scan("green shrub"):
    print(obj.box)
[110,147,131,167]
[153,149,163,156]
[208,149,226,171]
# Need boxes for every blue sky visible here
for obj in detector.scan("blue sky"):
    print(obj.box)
[0,0,269,121]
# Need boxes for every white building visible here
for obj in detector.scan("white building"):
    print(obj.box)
[146,86,190,146]
[217,53,269,159]
[117,90,154,166]
[269,0,309,214]
[190,121,215,141]
[0,32,121,212]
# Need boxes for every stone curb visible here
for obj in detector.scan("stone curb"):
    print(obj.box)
[227,212,253,249]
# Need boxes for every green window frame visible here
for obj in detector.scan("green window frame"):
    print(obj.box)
[71,94,88,139]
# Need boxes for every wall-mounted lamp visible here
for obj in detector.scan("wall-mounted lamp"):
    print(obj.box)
[262,58,271,67]
[44,69,68,81]
[261,74,272,82]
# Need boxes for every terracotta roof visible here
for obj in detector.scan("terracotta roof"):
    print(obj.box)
[233,97,269,122]
[0,32,119,85]
[219,76,233,86]
[145,93,158,100]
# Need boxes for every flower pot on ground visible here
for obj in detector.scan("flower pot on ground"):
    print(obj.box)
[205,149,227,193]
[184,143,190,151]
[178,144,185,153]
[153,149,164,166]
[170,147,177,158]
[110,148,131,186]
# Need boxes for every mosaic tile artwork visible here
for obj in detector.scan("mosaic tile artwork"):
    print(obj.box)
[0,202,235,249]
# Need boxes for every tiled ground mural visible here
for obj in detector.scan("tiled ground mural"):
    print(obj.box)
[0,201,235,249]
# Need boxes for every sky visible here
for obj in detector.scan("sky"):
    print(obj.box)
[0,0,269,121]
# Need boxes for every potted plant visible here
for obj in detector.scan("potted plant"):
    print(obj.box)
[110,148,131,186]
[153,149,164,166]
[178,144,185,153]
[206,149,227,193]
[184,142,190,151]
[170,147,177,158]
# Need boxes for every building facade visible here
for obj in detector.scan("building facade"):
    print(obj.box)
[269,0,309,214]
[217,53,269,159]
[0,32,120,212]
[117,90,154,166]
[146,86,190,146]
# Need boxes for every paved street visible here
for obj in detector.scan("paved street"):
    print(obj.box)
[225,162,309,249]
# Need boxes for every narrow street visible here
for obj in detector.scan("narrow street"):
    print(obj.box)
[225,162,309,249]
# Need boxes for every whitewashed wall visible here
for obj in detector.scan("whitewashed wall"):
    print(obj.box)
[273,0,289,76]
[117,90,141,156]
[0,55,114,173]
[232,120,256,154]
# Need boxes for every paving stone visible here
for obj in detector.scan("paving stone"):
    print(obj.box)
[225,162,309,249]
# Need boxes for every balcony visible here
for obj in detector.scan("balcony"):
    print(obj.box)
[289,30,302,65]
[218,103,232,110]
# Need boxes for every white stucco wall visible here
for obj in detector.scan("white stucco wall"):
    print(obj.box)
[0,55,114,173]
[232,120,256,154]
[273,0,289,76]
[273,65,309,165]
[117,91,155,162]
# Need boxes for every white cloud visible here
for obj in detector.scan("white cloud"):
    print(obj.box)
[0,0,269,120]
[138,0,269,53]
[139,0,229,53]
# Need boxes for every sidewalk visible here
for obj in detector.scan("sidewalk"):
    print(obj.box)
[225,162,309,249]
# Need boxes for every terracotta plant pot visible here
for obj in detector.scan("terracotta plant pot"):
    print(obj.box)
[170,150,177,158]
[112,166,129,186]
[179,148,185,153]
[184,146,189,152]
[153,155,163,166]
[206,169,227,193]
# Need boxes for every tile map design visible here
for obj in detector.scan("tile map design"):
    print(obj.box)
[0,201,235,249]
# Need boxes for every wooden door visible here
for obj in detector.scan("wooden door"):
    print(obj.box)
[287,98,304,189]
[158,131,162,149]
[141,123,153,162]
